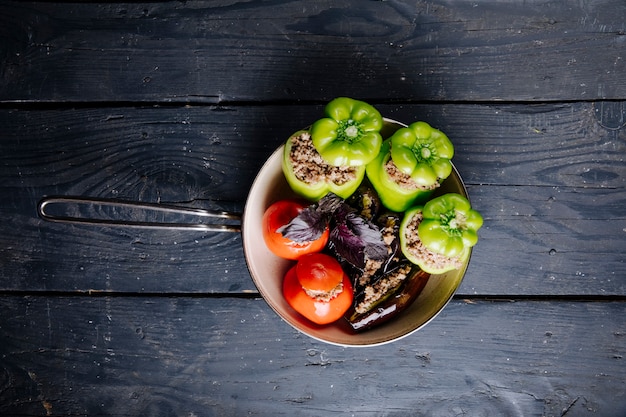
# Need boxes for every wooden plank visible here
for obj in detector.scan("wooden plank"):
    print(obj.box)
[1,102,623,193]
[0,103,624,295]
[383,101,626,189]
[0,0,624,103]
[466,185,626,296]
[0,295,624,416]
[3,182,624,296]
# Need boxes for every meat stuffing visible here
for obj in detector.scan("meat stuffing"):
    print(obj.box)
[289,132,358,185]
[353,215,408,315]
[384,158,440,191]
[354,263,412,314]
[304,281,345,303]
[355,217,398,287]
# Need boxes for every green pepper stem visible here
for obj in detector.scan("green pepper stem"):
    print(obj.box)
[338,119,362,143]
[345,125,359,139]
[440,210,465,237]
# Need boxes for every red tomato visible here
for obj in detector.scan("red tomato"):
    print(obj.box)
[262,200,329,260]
[296,252,344,292]
[283,253,353,325]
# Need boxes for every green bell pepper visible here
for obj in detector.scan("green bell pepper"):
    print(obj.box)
[390,121,454,185]
[365,121,454,212]
[400,193,483,274]
[365,140,433,212]
[282,130,365,201]
[310,97,383,167]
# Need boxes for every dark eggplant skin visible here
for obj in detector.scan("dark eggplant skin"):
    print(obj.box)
[347,267,431,332]
[350,261,411,313]
[339,186,431,332]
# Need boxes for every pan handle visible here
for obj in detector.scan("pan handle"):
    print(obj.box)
[37,196,241,232]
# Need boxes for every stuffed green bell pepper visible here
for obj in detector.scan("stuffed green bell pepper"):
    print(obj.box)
[282,130,365,201]
[366,121,454,212]
[310,97,384,167]
[400,193,483,274]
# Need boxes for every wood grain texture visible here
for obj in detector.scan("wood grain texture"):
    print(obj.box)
[0,103,624,295]
[0,0,624,103]
[0,295,624,416]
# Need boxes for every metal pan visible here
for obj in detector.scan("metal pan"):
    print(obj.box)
[38,119,471,346]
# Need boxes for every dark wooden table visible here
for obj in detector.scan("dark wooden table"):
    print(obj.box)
[1,1,625,416]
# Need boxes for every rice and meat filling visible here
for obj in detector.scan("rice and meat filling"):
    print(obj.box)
[384,158,440,191]
[289,132,358,186]
[290,130,439,192]
[304,281,345,303]
[354,263,411,314]
[355,216,399,287]
[353,218,409,315]
[403,211,463,272]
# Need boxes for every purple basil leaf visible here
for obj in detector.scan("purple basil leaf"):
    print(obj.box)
[278,193,343,242]
[330,222,366,268]
[345,212,388,261]
[277,192,386,266]
[279,207,326,243]
[316,193,344,213]
[330,207,387,269]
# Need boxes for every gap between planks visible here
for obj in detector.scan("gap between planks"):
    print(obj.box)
[0,290,625,302]
[0,98,624,111]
